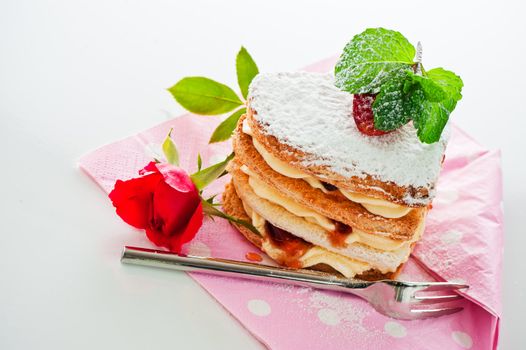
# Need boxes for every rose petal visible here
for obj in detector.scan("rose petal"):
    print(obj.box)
[155,163,196,193]
[151,180,200,235]
[139,161,159,175]
[145,202,203,252]
[145,226,168,248]
[108,173,162,229]
[168,201,203,252]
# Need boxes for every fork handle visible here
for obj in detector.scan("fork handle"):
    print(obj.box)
[121,246,371,292]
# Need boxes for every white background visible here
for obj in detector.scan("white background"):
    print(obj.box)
[1,0,524,348]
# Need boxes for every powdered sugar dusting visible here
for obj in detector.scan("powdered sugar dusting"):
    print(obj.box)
[255,283,388,342]
[249,72,448,193]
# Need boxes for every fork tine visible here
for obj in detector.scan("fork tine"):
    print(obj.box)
[411,307,464,319]
[413,294,463,304]
[420,283,469,292]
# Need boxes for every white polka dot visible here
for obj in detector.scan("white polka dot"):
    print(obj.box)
[440,230,464,245]
[247,299,271,316]
[187,241,211,257]
[436,189,460,205]
[452,331,473,348]
[317,308,340,326]
[384,321,407,338]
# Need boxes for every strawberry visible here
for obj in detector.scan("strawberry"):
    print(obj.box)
[352,94,391,136]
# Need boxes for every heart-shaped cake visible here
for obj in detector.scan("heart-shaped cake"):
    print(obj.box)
[223,29,462,279]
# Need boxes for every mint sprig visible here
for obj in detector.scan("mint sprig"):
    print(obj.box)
[335,28,415,94]
[335,28,463,144]
[168,47,259,143]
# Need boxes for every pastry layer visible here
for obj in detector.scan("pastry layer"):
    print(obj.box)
[233,118,427,241]
[239,164,415,251]
[222,180,403,280]
[241,118,412,219]
[228,164,422,273]
[247,72,449,206]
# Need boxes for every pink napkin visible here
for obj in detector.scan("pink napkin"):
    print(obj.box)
[80,58,502,350]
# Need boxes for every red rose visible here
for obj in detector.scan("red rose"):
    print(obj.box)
[109,162,203,252]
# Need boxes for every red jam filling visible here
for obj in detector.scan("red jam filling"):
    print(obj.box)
[265,222,312,268]
[328,222,353,248]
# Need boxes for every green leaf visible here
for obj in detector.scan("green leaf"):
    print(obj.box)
[408,71,448,102]
[426,68,463,101]
[190,153,234,190]
[375,78,458,143]
[372,74,412,131]
[197,153,202,171]
[209,108,246,143]
[403,86,427,119]
[373,69,464,139]
[162,129,179,166]
[335,28,416,94]
[168,77,243,115]
[201,199,260,235]
[409,68,463,143]
[236,47,259,99]
[413,95,457,144]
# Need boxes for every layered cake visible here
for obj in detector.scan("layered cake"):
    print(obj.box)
[222,29,462,280]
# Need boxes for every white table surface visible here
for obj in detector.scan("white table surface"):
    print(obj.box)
[1,0,524,348]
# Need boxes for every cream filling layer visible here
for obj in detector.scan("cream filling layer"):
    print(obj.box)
[241,200,267,234]
[298,246,371,277]
[247,170,336,231]
[240,165,413,252]
[339,190,412,218]
[242,200,371,278]
[242,119,411,218]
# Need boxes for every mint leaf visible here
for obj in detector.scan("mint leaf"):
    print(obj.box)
[426,68,463,101]
[236,47,259,99]
[413,97,457,144]
[375,79,459,143]
[374,69,463,139]
[335,28,416,94]
[409,68,463,143]
[409,67,463,143]
[168,77,243,115]
[209,108,246,143]
[372,74,411,131]
[201,199,260,235]
[162,129,179,166]
[190,153,234,190]
[408,72,448,102]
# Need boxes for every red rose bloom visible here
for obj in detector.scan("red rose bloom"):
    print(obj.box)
[109,162,203,252]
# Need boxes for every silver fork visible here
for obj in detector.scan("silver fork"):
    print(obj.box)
[121,246,468,320]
